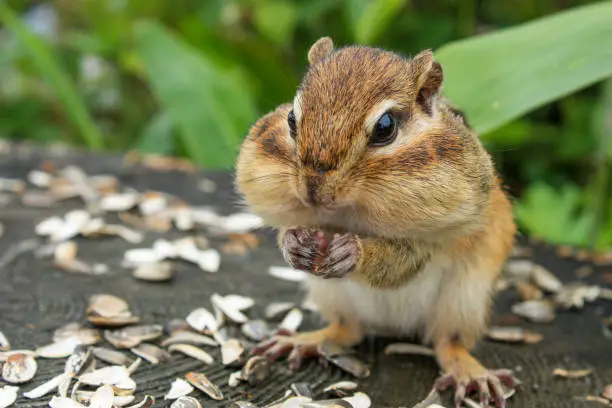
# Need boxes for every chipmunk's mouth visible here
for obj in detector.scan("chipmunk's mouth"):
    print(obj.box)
[298,198,340,213]
[320,204,341,213]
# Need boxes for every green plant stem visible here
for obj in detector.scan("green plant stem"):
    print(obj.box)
[589,78,612,249]
[589,163,610,250]
[0,2,104,149]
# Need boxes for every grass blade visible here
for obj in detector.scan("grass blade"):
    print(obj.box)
[133,20,258,168]
[0,3,104,149]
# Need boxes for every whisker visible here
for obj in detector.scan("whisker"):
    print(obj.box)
[239,172,294,184]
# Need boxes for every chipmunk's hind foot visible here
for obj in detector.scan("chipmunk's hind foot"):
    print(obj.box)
[434,338,521,408]
[433,366,521,408]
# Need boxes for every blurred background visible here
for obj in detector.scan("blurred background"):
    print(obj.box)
[0,0,611,251]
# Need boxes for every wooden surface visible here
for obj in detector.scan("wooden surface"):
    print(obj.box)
[0,144,610,408]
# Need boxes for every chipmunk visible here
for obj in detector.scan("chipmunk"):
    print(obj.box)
[235,37,520,408]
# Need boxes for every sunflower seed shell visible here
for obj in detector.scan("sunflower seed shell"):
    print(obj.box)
[185,372,224,401]
[168,344,214,364]
[164,378,194,400]
[2,353,37,384]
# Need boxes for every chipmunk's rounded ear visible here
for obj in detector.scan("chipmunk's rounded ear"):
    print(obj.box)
[308,37,334,65]
[410,50,444,115]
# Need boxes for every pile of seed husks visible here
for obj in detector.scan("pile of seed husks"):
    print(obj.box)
[492,250,612,340]
[472,247,612,406]
[0,164,269,276]
[0,162,611,408]
[0,165,375,408]
[0,291,374,408]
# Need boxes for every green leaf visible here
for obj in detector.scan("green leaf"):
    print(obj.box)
[134,112,174,155]
[253,0,297,47]
[435,1,612,135]
[514,182,595,247]
[133,20,258,168]
[346,0,406,44]
[0,3,104,149]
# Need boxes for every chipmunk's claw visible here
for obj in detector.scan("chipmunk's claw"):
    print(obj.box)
[281,228,326,271]
[281,228,359,279]
[250,332,324,371]
[433,368,521,408]
[315,233,360,279]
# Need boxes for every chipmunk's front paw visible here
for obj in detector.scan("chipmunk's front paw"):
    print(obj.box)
[281,229,360,279]
[314,233,361,279]
[281,227,326,271]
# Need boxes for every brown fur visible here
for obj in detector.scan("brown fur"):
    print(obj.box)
[352,237,434,289]
[235,37,517,393]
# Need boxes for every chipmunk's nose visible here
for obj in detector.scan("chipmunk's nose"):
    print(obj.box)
[305,175,319,205]
[305,174,334,208]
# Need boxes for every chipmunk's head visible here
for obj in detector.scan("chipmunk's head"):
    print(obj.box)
[237,37,495,239]
[289,37,445,209]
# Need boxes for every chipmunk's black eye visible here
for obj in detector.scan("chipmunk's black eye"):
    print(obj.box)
[288,109,297,139]
[370,112,397,146]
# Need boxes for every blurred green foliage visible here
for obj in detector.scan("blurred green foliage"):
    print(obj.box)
[0,0,611,251]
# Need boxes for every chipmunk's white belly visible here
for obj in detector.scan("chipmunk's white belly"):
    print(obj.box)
[304,258,449,337]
